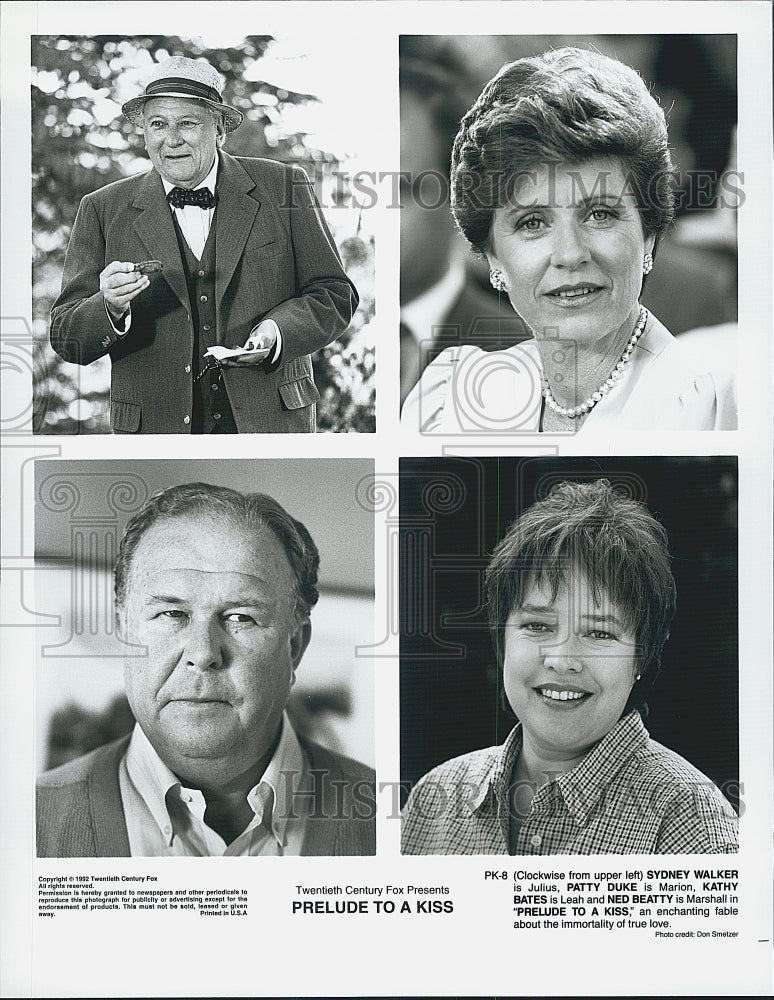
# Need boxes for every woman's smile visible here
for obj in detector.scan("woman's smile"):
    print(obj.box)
[488,157,654,348]
[503,572,639,765]
[543,285,606,309]
[535,684,591,704]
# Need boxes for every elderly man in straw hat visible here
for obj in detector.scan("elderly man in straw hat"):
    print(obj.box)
[50,56,358,434]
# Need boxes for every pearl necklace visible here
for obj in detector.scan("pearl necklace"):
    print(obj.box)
[540,305,649,419]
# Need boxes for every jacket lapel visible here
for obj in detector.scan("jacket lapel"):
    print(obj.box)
[214,151,261,312]
[131,170,190,312]
[298,737,344,857]
[89,736,132,857]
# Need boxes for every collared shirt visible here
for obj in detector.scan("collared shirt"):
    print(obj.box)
[400,255,466,404]
[401,254,467,351]
[401,711,739,855]
[118,713,310,856]
[161,156,218,260]
[108,155,281,362]
[104,157,218,335]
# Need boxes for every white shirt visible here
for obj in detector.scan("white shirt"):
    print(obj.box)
[118,713,310,856]
[400,255,466,403]
[104,158,217,334]
[108,155,281,360]
[400,254,467,351]
[161,156,218,260]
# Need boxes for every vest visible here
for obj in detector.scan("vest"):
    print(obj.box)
[172,216,237,433]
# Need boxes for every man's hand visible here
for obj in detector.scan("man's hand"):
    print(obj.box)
[100,261,150,321]
[206,320,279,367]
[240,320,278,359]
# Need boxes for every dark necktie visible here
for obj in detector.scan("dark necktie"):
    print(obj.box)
[167,186,216,209]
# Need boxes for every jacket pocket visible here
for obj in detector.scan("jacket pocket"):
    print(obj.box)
[111,399,141,433]
[244,239,290,262]
[278,376,320,410]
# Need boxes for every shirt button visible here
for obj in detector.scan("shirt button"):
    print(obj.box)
[213,412,221,421]
[183,415,190,425]
[184,364,191,373]
[200,294,208,302]
[203,324,211,332]
[530,834,541,848]
[211,383,219,391]
[197,269,205,277]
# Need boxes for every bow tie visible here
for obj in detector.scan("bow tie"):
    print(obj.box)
[167,186,216,210]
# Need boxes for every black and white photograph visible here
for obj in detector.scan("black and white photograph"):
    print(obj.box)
[400,456,739,854]
[32,33,375,434]
[399,34,739,434]
[1,1,772,997]
[34,458,376,856]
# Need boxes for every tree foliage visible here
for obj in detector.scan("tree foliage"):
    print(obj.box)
[32,35,375,433]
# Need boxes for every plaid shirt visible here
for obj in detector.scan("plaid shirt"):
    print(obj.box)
[401,711,738,855]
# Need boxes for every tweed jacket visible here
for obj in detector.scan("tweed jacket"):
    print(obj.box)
[37,733,376,857]
[50,151,358,433]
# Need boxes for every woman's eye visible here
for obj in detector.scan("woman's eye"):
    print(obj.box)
[518,215,544,232]
[588,207,615,222]
[523,622,550,633]
[588,629,615,640]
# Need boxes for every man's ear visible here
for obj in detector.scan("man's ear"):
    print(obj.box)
[289,620,312,683]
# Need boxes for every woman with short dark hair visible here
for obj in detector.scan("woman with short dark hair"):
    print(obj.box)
[401,47,736,433]
[401,480,738,854]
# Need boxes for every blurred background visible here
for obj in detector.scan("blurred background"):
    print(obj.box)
[400,456,739,812]
[400,34,738,403]
[35,458,375,772]
[32,33,375,433]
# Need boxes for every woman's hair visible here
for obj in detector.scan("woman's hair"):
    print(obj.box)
[485,478,677,715]
[114,482,320,621]
[451,46,675,255]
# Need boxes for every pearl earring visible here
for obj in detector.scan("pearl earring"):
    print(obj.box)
[635,674,642,681]
[642,252,654,275]
[489,268,506,292]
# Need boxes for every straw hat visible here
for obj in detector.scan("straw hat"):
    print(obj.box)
[122,56,244,132]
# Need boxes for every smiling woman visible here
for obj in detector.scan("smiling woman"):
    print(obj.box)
[503,575,641,780]
[401,46,737,434]
[488,158,652,370]
[401,479,739,855]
